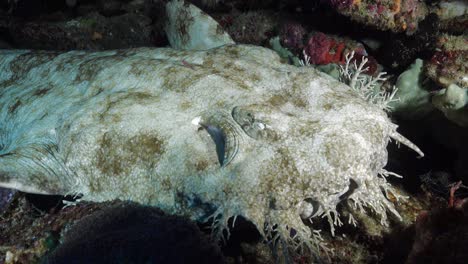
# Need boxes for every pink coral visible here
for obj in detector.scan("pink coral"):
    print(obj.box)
[304,32,346,65]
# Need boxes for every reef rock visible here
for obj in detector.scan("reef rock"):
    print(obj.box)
[323,0,428,33]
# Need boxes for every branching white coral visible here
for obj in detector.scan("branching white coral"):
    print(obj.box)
[300,50,399,112]
[299,50,313,67]
[339,51,399,112]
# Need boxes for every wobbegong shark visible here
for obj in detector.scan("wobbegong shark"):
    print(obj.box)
[0,0,422,255]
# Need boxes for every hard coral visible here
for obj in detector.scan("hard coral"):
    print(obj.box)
[379,13,439,70]
[279,22,306,53]
[425,35,468,88]
[326,0,428,33]
[44,202,224,264]
[406,202,468,264]
[222,10,278,45]
[327,0,354,10]
[0,187,16,212]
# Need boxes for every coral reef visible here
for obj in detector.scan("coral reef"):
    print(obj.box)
[279,21,306,53]
[422,34,468,127]
[217,10,278,46]
[390,59,434,119]
[0,194,106,263]
[4,12,154,50]
[304,32,347,65]
[44,202,223,264]
[323,0,428,33]
[302,32,369,67]
[0,196,223,264]
[432,83,468,127]
[425,34,468,88]
[0,187,16,211]
[432,0,468,34]
[1,0,467,262]
[406,203,468,264]
[379,13,439,70]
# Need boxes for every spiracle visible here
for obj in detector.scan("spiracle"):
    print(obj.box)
[193,111,241,167]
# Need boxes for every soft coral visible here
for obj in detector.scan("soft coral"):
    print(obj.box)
[303,32,346,65]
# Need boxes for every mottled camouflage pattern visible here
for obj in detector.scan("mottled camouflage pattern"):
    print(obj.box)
[0,45,418,252]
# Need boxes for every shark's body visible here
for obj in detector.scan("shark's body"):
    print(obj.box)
[0,0,422,256]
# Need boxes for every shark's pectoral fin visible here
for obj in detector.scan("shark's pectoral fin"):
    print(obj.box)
[0,173,54,195]
[165,0,235,51]
[0,148,73,195]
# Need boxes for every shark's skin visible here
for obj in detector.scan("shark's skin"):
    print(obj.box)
[0,44,420,252]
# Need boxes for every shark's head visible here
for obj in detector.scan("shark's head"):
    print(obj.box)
[187,74,423,246]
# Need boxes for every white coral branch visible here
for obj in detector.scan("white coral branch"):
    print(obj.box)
[339,51,399,112]
[299,50,312,67]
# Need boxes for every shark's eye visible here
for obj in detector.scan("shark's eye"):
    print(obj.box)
[232,106,277,140]
[231,106,254,128]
